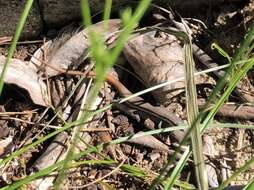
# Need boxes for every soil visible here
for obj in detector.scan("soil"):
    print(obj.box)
[0,1,253,189]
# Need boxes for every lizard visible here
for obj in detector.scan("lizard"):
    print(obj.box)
[123,28,219,187]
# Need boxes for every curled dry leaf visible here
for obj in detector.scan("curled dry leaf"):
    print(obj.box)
[123,31,186,104]
[123,31,213,105]
[30,19,122,77]
[0,56,48,106]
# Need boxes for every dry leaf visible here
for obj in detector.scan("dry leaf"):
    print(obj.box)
[0,56,48,106]
[30,19,122,77]
[123,31,185,104]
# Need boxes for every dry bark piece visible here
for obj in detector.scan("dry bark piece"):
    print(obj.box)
[30,132,68,189]
[0,56,47,106]
[32,132,68,171]
[30,19,122,77]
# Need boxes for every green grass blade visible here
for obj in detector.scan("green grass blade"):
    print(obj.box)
[206,24,254,107]
[54,1,151,188]
[211,43,231,63]
[212,123,254,129]
[0,146,99,190]
[233,24,254,62]
[163,146,191,189]
[103,0,112,21]
[151,24,254,189]
[215,156,254,190]
[0,0,34,95]
[81,0,92,26]
[244,177,254,190]
[149,27,208,190]
[0,125,186,189]
[110,0,151,65]
[0,118,81,166]
[202,58,254,130]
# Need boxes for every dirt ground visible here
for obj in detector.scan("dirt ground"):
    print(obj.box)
[0,1,254,189]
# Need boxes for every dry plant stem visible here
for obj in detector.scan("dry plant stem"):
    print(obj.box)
[91,111,118,160]
[1,39,43,45]
[0,111,36,116]
[80,128,112,132]
[96,83,119,159]
[236,128,244,168]
[184,40,208,190]
[0,36,12,45]
[2,117,57,128]
[71,77,94,150]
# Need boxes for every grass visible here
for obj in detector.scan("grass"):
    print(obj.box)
[1,121,254,189]
[0,0,34,95]
[54,0,151,189]
[161,24,254,190]
[0,0,254,189]
[183,27,208,190]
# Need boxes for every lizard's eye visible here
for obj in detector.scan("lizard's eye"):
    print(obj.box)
[154,30,160,38]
